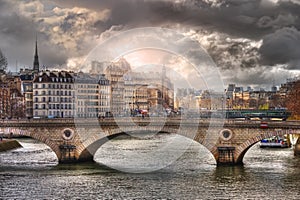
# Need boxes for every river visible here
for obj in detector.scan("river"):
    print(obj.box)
[1,135,300,199]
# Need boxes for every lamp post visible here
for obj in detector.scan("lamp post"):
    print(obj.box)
[226,97,230,119]
[221,96,224,116]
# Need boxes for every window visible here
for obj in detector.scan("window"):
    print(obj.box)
[35,91,38,95]
[35,97,38,103]
[42,91,46,95]
[49,97,52,102]
[48,91,51,95]
[42,84,45,88]
[42,97,46,102]
[35,104,38,109]
[42,104,46,109]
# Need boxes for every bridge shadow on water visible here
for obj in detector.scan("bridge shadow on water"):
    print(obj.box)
[51,161,119,173]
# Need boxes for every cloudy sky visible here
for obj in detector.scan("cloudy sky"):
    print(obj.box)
[1,0,300,88]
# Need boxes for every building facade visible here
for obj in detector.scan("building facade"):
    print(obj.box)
[20,74,34,118]
[74,72,100,118]
[104,58,131,116]
[98,74,111,117]
[33,71,74,118]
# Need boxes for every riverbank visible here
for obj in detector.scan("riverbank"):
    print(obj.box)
[0,140,23,152]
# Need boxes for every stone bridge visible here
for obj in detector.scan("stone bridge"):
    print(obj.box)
[1,118,300,165]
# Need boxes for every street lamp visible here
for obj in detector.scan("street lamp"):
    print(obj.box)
[221,96,224,115]
[226,97,230,119]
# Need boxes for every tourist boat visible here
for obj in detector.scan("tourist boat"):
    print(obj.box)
[260,136,289,148]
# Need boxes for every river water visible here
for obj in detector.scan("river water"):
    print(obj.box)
[1,135,300,199]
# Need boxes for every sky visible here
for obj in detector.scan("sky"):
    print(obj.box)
[1,0,300,88]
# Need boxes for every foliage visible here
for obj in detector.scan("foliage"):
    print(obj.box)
[286,80,300,117]
[259,103,269,110]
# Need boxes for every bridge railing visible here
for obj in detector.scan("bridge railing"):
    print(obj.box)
[1,117,300,128]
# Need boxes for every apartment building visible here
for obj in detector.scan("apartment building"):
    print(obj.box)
[33,71,75,118]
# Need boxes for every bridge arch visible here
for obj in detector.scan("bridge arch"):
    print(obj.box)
[77,126,182,161]
[235,130,286,164]
[77,126,214,162]
[6,127,69,162]
[23,130,60,161]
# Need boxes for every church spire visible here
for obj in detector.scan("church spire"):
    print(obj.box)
[33,35,39,73]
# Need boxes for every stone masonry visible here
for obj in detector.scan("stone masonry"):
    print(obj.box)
[1,118,300,165]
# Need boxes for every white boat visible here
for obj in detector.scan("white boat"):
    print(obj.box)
[260,136,289,148]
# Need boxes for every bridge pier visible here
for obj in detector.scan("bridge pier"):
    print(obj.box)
[294,144,300,156]
[58,144,95,164]
[216,147,243,166]
[59,157,94,164]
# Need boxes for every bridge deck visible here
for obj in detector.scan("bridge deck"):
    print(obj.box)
[1,118,300,129]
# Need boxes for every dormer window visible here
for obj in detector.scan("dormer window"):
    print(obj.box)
[39,77,42,82]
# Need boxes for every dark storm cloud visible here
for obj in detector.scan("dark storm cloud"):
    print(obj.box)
[0,1,34,43]
[259,27,300,69]
[0,0,69,69]
[1,0,300,77]
[51,0,300,69]
[52,0,298,38]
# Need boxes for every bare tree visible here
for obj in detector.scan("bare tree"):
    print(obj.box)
[0,49,8,72]
[286,80,300,118]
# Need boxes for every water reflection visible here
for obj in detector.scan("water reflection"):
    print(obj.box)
[1,136,300,199]
[94,134,216,173]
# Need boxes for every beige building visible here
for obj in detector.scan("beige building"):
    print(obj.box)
[104,58,131,116]
[92,59,174,116]
[74,72,99,118]
[123,69,174,115]
[98,74,111,117]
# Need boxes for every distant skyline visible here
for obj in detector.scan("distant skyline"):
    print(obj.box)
[1,0,300,88]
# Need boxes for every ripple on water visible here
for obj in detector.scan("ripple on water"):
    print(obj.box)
[0,137,300,199]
